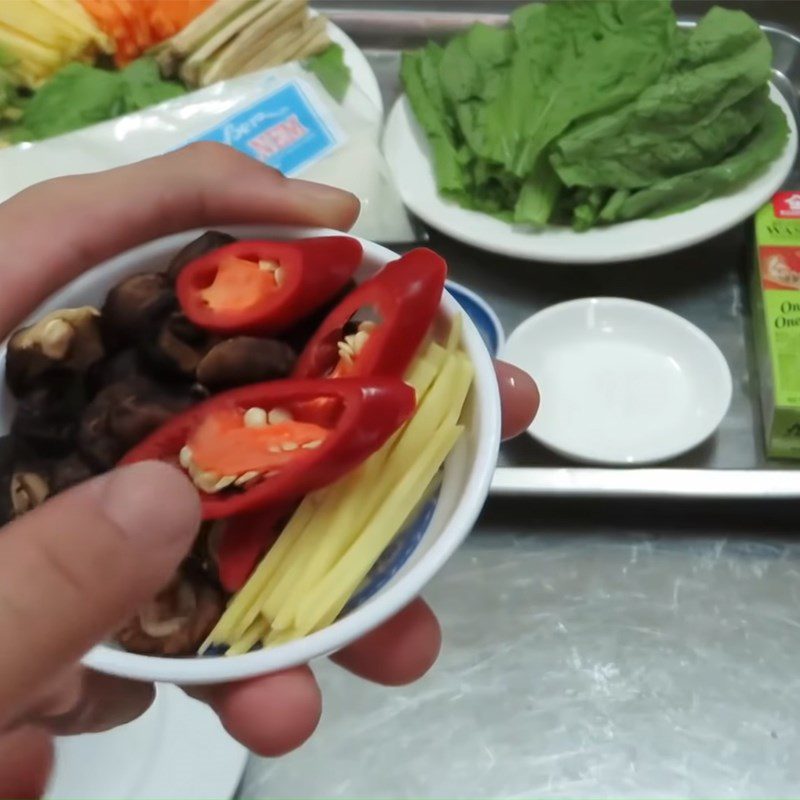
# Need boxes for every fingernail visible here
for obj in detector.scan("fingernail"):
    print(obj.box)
[289,179,360,229]
[94,462,201,553]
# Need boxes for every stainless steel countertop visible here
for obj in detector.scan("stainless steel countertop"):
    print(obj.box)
[240,3,800,796]
[242,519,800,798]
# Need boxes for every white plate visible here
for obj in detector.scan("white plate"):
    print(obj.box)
[501,298,733,465]
[45,685,247,800]
[383,85,798,264]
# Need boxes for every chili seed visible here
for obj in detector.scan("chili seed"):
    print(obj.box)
[179,446,194,469]
[193,470,221,493]
[358,321,377,333]
[281,441,299,452]
[235,470,259,486]
[267,407,292,425]
[302,439,323,450]
[243,407,268,428]
[274,267,286,287]
[353,330,370,354]
[258,260,278,272]
[212,475,237,492]
[268,445,281,454]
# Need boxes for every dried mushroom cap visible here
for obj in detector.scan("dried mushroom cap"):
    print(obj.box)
[115,570,224,656]
[88,348,145,393]
[0,435,47,525]
[166,231,237,283]
[78,378,194,470]
[12,375,85,456]
[196,336,296,391]
[101,273,174,347]
[6,307,104,397]
[10,470,49,515]
[138,311,215,381]
[50,453,96,494]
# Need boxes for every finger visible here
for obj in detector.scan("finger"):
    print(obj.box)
[331,598,441,686]
[0,143,360,333]
[187,666,321,757]
[0,726,53,800]
[495,360,540,440]
[35,671,155,736]
[0,462,200,724]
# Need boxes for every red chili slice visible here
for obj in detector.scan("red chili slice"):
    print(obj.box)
[176,237,363,335]
[216,504,292,592]
[120,377,415,519]
[293,248,446,380]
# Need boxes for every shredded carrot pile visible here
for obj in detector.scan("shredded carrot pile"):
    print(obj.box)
[79,0,214,66]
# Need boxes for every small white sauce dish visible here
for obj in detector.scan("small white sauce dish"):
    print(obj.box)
[502,297,732,465]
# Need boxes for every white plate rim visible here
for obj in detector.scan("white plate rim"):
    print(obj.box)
[501,297,734,465]
[383,86,799,264]
[45,685,248,800]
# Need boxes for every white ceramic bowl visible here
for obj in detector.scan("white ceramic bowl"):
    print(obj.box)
[502,297,732,465]
[0,226,500,684]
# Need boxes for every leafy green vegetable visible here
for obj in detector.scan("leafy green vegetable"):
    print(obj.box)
[401,43,469,195]
[401,2,790,231]
[551,8,774,189]
[305,44,351,103]
[9,57,185,143]
[118,57,186,112]
[606,102,789,222]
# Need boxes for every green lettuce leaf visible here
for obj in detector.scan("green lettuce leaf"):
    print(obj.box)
[305,44,351,103]
[551,7,774,190]
[401,1,787,231]
[10,57,185,143]
[401,43,470,195]
[603,100,790,222]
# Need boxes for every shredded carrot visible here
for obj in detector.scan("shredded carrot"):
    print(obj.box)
[200,256,279,312]
[189,409,329,475]
[79,0,214,66]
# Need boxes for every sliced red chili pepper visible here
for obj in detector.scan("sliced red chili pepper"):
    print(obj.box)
[217,504,292,592]
[176,237,363,336]
[293,248,446,380]
[120,377,415,519]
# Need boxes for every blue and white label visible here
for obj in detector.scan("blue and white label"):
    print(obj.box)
[188,79,345,176]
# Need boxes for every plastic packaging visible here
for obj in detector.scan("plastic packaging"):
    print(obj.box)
[0,62,414,243]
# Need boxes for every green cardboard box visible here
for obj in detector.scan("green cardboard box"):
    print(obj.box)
[752,192,800,459]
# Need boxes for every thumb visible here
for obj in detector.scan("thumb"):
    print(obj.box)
[0,462,200,721]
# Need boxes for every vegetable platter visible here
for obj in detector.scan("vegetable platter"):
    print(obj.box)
[383,2,799,263]
[330,5,800,501]
[0,226,500,684]
[0,0,364,146]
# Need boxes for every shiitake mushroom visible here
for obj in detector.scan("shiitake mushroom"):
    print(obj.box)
[6,307,104,397]
[49,453,97,494]
[196,337,296,391]
[0,435,51,525]
[101,272,175,348]
[188,520,223,583]
[115,565,225,656]
[11,373,86,456]
[166,231,237,283]
[87,348,147,393]
[138,308,216,382]
[78,377,195,470]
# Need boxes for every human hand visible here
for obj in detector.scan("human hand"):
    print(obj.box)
[0,144,539,797]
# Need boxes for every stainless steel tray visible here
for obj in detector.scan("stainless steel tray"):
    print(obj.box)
[329,7,800,500]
